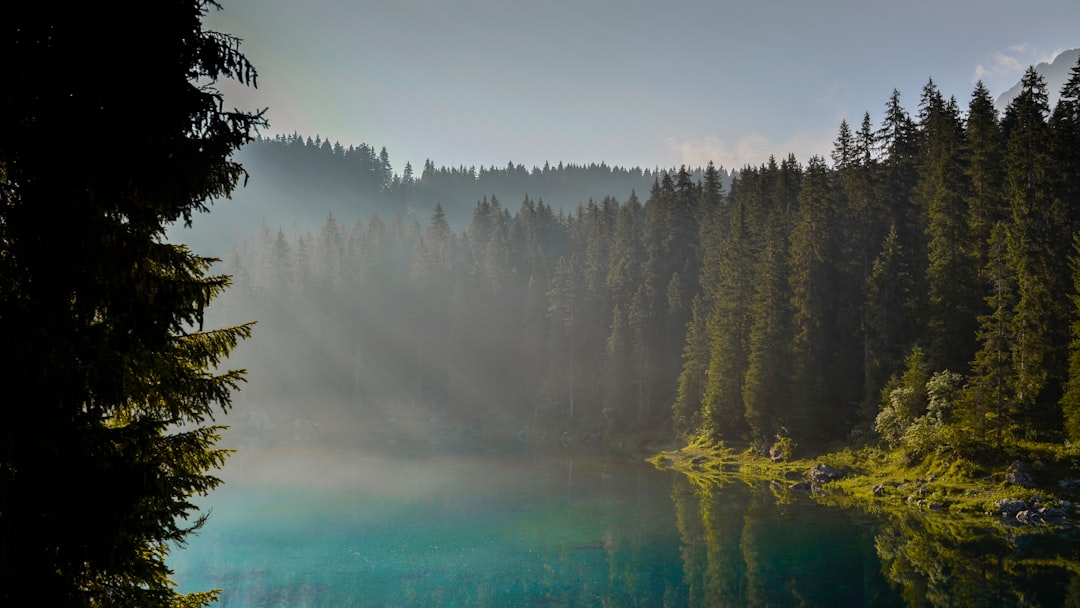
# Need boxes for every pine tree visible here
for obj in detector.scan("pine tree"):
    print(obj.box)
[673,295,709,437]
[0,1,263,605]
[1051,56,1080,253]
[864,224,916,411]
[965,81,1007,271]
[742,212,793,448]
[918,85,978,373]
[964,223,1016,446]
[1003,67,1064,415]
[700,195,754,442]
[877,89,922,253]
[788,155,852,443]
[1061,235,1080,442]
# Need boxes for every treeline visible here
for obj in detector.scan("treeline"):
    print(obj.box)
[216,61,1080,453]
[224,134,723,230]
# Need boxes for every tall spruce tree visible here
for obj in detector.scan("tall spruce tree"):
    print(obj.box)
[1003,67,1064,419]
[864,224,916,411]
[918,85,977,373]
[742,211,793,447]
[0,1,263,605]
[964,223,1016,446]
[673,295,708,437]
[788,155,851,443]
[965,81,1007,272]
[1051,57,1080,256]
[700,194,754,442]
[1062,235,1080,442]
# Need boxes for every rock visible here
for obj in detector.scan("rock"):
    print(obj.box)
[1016,510,1042,524]
[928,501,944,511]
[783,470,803,481]
[1058,478,1080,491]
[1006,461,1037,489]
[789,481,812,492]
[810,463,844,484]
[1039,506,1067,521]
[995,498,1030,516]
[872,484,886,497]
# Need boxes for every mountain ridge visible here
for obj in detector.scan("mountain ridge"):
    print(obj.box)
[995,47,1079,111]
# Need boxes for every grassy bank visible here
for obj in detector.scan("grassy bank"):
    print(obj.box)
[650,436,1080,523]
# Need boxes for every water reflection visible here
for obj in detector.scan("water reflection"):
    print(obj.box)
[870,509,1080,606]
[173,448,1080,607]
[672,471,1080,607]
[670,477,899,607]
[175,452,689,607]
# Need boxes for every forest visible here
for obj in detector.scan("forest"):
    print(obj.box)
[189,134,719,255]
[214,60,1080,461]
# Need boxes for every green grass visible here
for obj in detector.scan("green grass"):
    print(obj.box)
[651,437,1080,523]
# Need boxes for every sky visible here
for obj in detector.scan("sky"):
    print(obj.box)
[206,0,1080,174]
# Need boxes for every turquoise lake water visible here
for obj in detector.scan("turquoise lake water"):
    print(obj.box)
[172,448,1080,607]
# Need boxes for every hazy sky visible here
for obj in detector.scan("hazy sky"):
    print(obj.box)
[207,0,1080,173]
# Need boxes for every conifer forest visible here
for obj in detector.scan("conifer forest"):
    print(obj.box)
[216,62,1080,459]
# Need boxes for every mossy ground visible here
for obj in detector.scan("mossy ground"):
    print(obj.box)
[650,438,1080,523]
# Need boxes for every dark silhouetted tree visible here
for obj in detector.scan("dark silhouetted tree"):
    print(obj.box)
[0,1,263,605]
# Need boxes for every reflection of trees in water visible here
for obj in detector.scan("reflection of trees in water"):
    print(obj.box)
[874,512,1080,607]
[671,481,750,605]
[673,477,905,607]
[680,471,1080,607]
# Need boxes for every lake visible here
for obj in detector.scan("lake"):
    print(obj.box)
[172,446,1080,607]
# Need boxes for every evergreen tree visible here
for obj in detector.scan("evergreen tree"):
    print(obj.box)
[0,1,263,605]
[965,81,1007,270]
[1051,57,1080,249]
[1062,235,1080,442]
[918,85,977,373]
[548,255,585,420]
[963,223,1016,446]
[1003,67,1065,417]
[700,195,754,442]
[864,224,916,411]
[877,89,922,252]
[742,212,793,448]
[673,295,708,437]
[788,155,851,442]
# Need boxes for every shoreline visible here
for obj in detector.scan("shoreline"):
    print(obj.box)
[649,438,1080,528]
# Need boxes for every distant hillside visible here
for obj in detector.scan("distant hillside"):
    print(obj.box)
[995,47,1079,111]
[174,134,728,257]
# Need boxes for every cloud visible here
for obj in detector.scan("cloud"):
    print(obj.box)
[667,129,837,171]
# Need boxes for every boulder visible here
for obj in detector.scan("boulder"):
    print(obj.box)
[995,498,1029,516]
[810,463,844,484]
[1015,510,1041,524]
[1058,479,1080,491]
[1006,461,1037,489]
[1039,506,1067,521]
[769,446,785,463]
[872,484,886,497]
